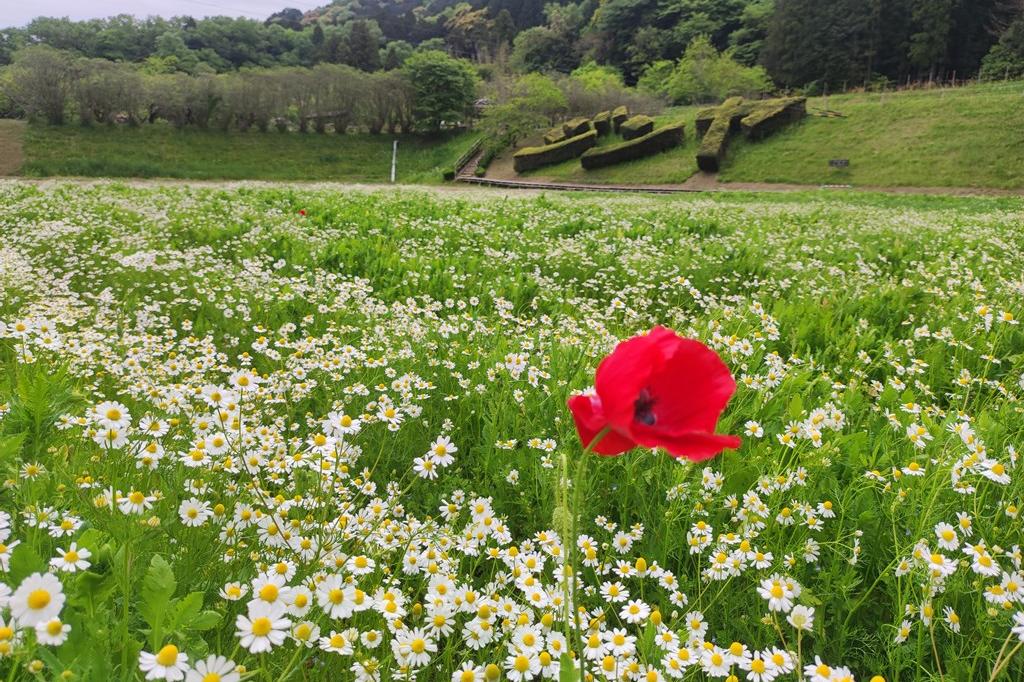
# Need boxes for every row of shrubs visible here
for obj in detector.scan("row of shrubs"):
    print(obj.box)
[512,106,689,174]
[541,105,630,145]
[580,123,685,169]
[696,96,806,171]
[513,129,598,173]
[477,95,805,179]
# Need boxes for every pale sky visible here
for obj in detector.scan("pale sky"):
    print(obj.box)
[2,0,328,28]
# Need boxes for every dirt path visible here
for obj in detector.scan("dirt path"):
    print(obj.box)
[3,163,1021,200]
[2,177,550,199]
[0,120,26,176]
[462,166,1024,198]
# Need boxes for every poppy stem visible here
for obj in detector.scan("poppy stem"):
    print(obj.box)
[562,426,612,680]
[583,426,613,457]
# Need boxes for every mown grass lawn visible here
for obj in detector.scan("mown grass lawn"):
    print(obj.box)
[19,124,478,184]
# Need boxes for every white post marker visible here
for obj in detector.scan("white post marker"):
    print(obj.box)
[391,139,398,184]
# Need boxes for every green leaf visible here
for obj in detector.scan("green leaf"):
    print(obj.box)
[166,592,203,633]
[786,394,804,420]
[33,645,65,673]
[559,652,578,682]
[140,555,176,647]
[73,570,116,607]
[189,611,222,631]
[800,586,824,607]
[0,432,26,464]
[75,528,108,555]
[842,432,869,468]
[9,542,46,583]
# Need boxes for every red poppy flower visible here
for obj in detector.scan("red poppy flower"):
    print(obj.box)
[298,209,307,216]
[567,326,741,461]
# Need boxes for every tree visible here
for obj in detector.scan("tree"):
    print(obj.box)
[761,0,873,90]
[382,41,413,70]
[637,59,676,97]
[155,31,199,73]
[981,12,1024,79]
[589,0,657,80]
[1,29,25,66]
[909,0,954,79]
[445,6,493,61]
[727,0,774,66]
[570,61,625,91]
[511,27,578,73]
[266,8,304,31]
[401,50,478,132]
[4,46,74,124]
[492,9,517,49]
[363,70,414,133]
[147,72,222,128]
[346,20,381,71]
[74,59,148,125]
[665,35,770,103]
[478,72,567,155]
[512,72,569,121]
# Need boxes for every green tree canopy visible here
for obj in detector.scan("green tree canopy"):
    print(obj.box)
[402,50,478,133]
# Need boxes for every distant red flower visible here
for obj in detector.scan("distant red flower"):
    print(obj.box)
[568,326,741,460]
[298,209,307,216]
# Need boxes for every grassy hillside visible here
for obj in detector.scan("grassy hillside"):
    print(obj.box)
[18,124,477,184]
[722,83,1024,189]
[490,83,1024,190]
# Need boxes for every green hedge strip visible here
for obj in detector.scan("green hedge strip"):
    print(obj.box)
[620,115,655,141]
[696,96,745,172]
[611,105,629,132]
[580,123,685,170]
[543,126,566,145]
[513,129,598,173]
[740,97,807,140]
[562,117,592,138]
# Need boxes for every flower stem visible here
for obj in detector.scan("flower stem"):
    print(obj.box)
[561,426,611,681]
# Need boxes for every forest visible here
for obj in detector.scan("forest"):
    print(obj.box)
[1,0,1023,92]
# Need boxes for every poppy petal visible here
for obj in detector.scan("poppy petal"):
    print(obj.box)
[567,394,636,456]
[593,332,664,429]
[644,337,737,433]
[630,428,741,461]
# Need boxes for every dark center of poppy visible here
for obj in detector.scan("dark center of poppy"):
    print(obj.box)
[634,389,656,425]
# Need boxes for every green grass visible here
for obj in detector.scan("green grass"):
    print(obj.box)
[0,119,26,175]
[721,83,1024,188]
[508,107,701,184]
[19,124,478,183]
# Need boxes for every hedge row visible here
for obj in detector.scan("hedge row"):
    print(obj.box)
[620,115,654,140]
[580,123,685,170]
[593,110,612,136]
[543,126,566,145]
[695,100,754,138]
[513,129,598,173]
[694,96,807,172]
[740,97,807,141]
[562,117,592,137]
[696,96,745,173]
[611,105,629,132]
